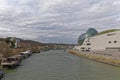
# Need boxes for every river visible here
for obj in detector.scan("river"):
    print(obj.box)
[4,50,120,80]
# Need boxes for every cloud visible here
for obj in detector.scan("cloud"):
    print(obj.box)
[0,27,10,31]
[0,0,119,43]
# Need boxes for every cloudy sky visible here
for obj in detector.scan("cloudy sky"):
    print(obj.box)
[0,0,120,43]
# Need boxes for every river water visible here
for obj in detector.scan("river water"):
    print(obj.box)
[4,50,120,80]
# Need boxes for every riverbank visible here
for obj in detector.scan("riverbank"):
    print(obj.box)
[68,50,120,67]
[0,37,72,58]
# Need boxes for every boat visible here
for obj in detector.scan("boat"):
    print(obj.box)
[1,55,22,69]
[19,50,32,58]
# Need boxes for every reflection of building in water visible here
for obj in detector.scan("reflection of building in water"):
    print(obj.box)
[74,28,120,51]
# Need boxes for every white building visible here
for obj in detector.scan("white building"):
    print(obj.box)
[77,30,120,51]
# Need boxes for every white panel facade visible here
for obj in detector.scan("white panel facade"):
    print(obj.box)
[78,30,120,51]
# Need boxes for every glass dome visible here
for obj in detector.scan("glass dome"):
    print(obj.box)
[78,28,98,45]
[78,33,86,45]
[86,28,98,37]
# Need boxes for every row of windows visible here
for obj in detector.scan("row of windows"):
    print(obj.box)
[81,47,91,52]
[109,41,117,44]
[87,43,91,45]
[81,47,91,49]
[84,41,117,46]
[84,43,91,45]
[84,41,117,45]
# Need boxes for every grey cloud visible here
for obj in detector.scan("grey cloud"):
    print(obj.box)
[0,0,119,43]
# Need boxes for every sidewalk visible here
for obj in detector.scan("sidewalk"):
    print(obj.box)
[68,50,120,67]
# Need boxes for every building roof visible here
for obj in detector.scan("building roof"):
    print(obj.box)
[78,28,98,45]
[98,29,120,35]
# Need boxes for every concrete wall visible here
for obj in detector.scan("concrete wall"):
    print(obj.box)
[78,30,120,51]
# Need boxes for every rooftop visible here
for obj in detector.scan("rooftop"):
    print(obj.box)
[98,29,120,35]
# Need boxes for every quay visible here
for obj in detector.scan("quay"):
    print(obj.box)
[68,50,120,67]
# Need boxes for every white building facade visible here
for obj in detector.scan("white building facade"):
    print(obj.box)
[77,30,120,51]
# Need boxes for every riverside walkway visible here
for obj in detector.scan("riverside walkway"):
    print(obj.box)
[69,50,120,66]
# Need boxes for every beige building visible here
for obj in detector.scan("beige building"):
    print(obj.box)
[76,30,120,51]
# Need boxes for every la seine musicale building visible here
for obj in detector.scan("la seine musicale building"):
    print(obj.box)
[74,28,120,52]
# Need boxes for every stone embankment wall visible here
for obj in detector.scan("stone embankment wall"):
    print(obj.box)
[68,50,120,67]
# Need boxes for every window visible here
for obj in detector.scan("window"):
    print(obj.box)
[109,41,111,43]
[88,48,91,49]
[86,41,89,42]
[87,43,91,45]
[81,47,85,49]
[114,41,117,43]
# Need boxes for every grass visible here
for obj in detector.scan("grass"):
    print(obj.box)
[98,29,120,35]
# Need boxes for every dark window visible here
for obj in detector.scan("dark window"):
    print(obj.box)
[81,47,85,49]
[86,41,89,42]
[88,48,91,49]
[87,43,91,45]
[86,49,90,51]
[114,41,117,43]
[109,41,111,43]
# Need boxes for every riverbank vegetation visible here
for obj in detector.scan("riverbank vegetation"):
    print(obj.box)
[0,37,73,58]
